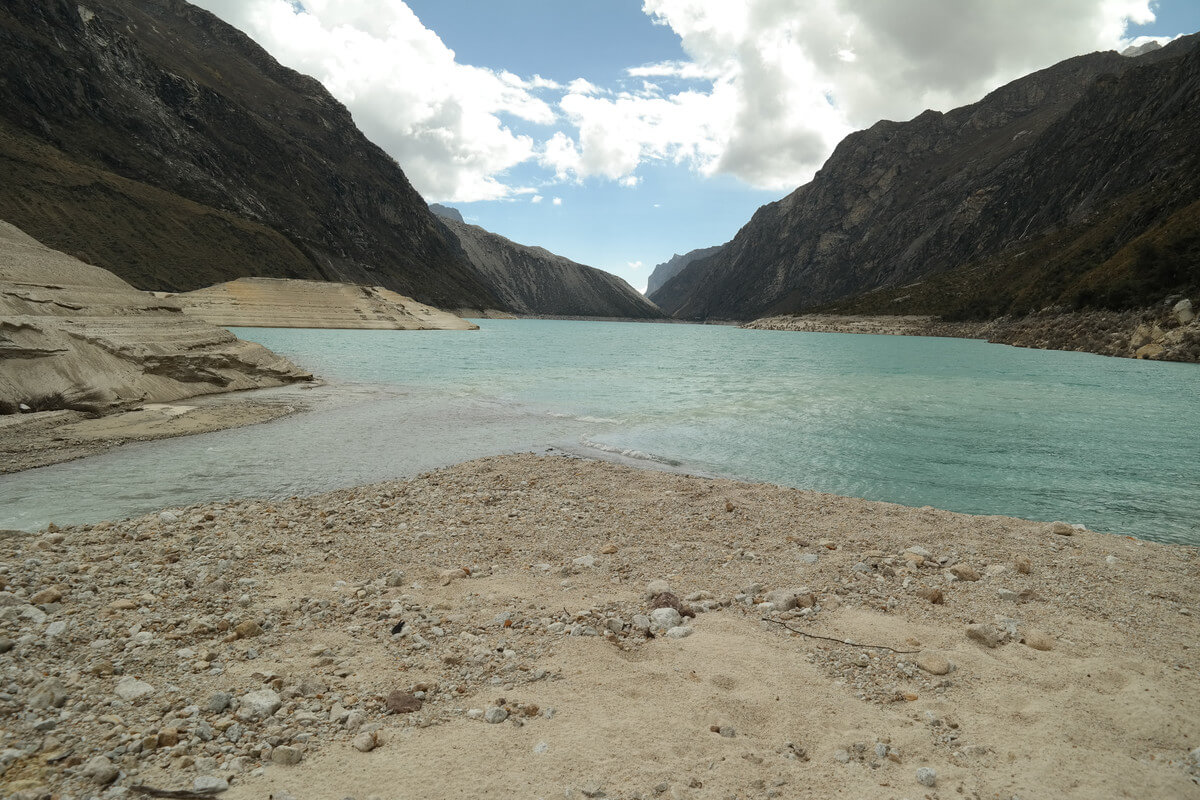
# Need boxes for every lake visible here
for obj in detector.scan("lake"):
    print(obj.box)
[2,320,1197,545]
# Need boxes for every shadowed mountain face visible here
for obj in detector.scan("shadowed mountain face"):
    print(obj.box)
[645,247,721,296]
[650,37,1200,321]
[435,217,665,319]
[0,0,499,310]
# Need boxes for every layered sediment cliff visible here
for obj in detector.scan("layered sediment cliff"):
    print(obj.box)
[0,221,310,414]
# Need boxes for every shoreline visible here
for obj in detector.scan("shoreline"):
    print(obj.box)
[0,453,1196,798]
[0,383,321,475]
[743,308,1200,363]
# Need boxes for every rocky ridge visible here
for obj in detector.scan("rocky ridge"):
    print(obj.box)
[650,37,1200,323]
[436,217,664,319]
[746,298,1200,363]
[0,0,498,310]
[172,278,478,331]
[644,247,722,297]
[0,220,310,415]
[0,454,1196,799]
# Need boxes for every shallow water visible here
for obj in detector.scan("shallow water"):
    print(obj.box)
[2,320,1197,544]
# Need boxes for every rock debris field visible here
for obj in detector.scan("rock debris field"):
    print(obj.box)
[1,454,1198,799]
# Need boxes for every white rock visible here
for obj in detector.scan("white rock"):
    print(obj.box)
[484,706,509,724]
[764,589,798,611]
[235,689,282,722]
[114,676,155,702]
[1175,299,1195,325]
[352,731,379,752]
[572,555,596,568]
[645,579,671,598]
[271,745,302,765]
[665,626,694,639]
[45,620,67,638]
[649,607,682,630]
[916,767,937,787]
[193,776,229,792]
[81,755,119,785]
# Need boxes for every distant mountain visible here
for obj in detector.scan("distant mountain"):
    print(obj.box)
[652,36,1200,321]
[0,0,499,310]
[429,204,465,223]
[645,246,722,296]
[439,219,665,318]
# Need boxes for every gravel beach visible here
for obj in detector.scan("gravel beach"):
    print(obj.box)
[1,453,1197,799]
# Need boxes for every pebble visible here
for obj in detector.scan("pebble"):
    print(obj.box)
[193,776,230,792]
[206,691,232,713]
[764,589,798,611]
[386,690,423,713]
[665,626,693,639]
[1049,522,1074,536]
[114,676,155,702]
[352,731,380,752]
[649,607,683,630]
[81,755,119,785]
[949,563,981,581]
[915,652,953,675]
[236,689,282,722]
[966,624,1004,648]
[916,766,937,786]
[1022,630,1055,651]
[645,579,672,598]
[271,745,303,765]
[484,706,509,724]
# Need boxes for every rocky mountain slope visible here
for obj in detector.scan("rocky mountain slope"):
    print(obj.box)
[0,0,498,310]
[0,220,309,415]
[430,209,664,318]
[172,278,477,330]
[645,246,722,296]
[650,37,1200,322]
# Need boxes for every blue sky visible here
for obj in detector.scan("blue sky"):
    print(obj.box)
[197,0,1199,292]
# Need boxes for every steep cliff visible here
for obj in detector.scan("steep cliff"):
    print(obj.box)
[645,246,722,296]
[0,220,310,414]
[438,219,665,319]
[651,37,1200,321]
[0,0,499,310]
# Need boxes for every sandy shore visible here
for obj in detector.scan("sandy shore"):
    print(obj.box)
[1,454,1197,799]
[0,384,319,474]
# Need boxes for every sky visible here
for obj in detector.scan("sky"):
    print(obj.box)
[193,1,1199,293]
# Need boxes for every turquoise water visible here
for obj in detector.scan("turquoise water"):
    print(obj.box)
[2,320,1197,544]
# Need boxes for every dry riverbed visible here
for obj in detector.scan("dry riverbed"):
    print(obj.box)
[1,454,1198,799]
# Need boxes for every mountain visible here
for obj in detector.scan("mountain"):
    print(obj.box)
[0,0,499,310]
[437,217,665,318]
[645,246,722,296]
[650,37,1200,322]
[429,204,465,223]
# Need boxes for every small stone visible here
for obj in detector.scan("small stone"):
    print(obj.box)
[1022,630,1054,651]
[572,555,596,569]
[81,755,119,785]
[484,706,509,724]
[157,727,180,747]
[30,588,62,604]
[948,563,980,581]
[916,767,937,787]
[833,749,851,764]
[439,568,468,586]
[649,607,683,630]
[271,745,303,765]
[917,587,944,604]
[600,544,617,554]
[115,676,155,702]
[1014,556,1032,574]
[352,731,379,752]
[0,638,13,654]
[764,589,798,611]
[29,678,69,709]
[581,783,607,798]
[236,689,282,722]
[997,588,1019,601]
[1048,522,1074,536]
[193,776,229,793]
[234,620,263,638]
[645,579,672,599]
[385,691,422,714]
[966,625,1004,648]
[533,741,549,754]
[665,626,693,639]
[207,692,232,713]
[718,726,736,738]
[915,652,952,675]
[385,570,406,587]
[45,620,67,637]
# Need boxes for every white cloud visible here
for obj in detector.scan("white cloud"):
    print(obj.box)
[531,194,544,204]
[191,0,555,202]
[619,175,642,188]
[552,197,564,206]
[627,260,644,270]
[193,0,1171,198]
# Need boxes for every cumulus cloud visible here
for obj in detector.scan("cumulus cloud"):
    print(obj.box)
[552,197,564,206]
[193,0,1168,198]
[531,195,544,204]
[191,0,555,202]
